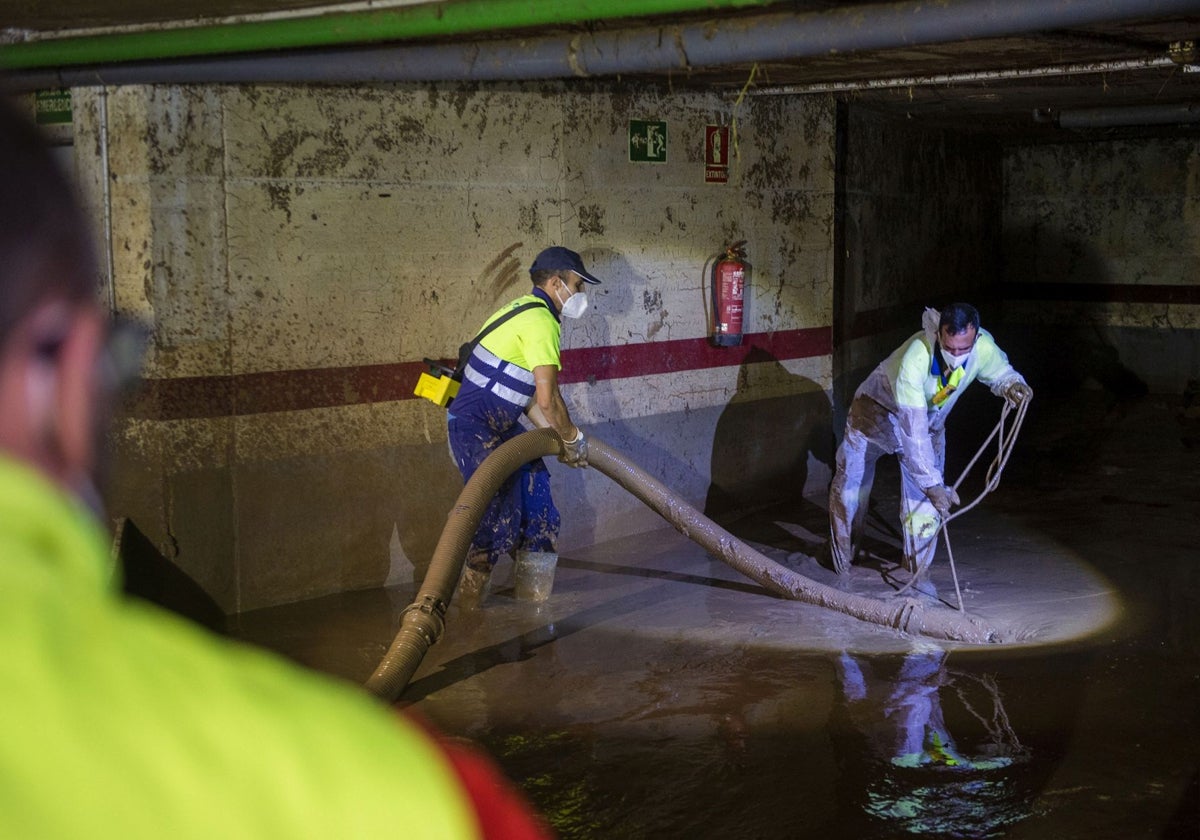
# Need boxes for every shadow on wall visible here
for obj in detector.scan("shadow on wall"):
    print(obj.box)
[553,246,636,552]
[704,347,835,524]
[571,246,638,350]
[555,247,724,551]
[553,416,711,550]
[115,517,227,633]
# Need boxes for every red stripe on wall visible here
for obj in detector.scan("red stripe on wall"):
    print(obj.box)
[844,282,1200,344]
[128,362,431,421]
[1003,281,1200,305]
[125,327,831,421]
[559,327,831,384]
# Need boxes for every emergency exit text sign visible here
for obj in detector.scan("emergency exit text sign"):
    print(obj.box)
[35,89,72,125]
[629,120,667,163]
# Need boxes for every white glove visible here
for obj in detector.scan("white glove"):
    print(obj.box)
[1003,381,1033,408]
[559,430,588,468]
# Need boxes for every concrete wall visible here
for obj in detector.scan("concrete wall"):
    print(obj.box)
[72,83,836,613]
[1001,137,1200,395]
[835,107,1002,422]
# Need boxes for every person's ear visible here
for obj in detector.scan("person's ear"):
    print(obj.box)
[13,301,105,486]
[53,308,105,480]
[24,343,58,443]
[15,302,71,459]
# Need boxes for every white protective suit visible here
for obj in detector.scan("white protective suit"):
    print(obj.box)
[829,308,1026,578]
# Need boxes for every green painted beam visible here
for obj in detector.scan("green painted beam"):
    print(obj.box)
[0,0,779,71]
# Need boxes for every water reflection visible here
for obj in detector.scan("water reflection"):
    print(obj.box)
[834,645,1034,838]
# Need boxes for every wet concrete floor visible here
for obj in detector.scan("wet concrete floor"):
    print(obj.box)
[234,389,1199,838]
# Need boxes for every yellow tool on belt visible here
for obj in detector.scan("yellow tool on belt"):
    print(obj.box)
[414,359,460,408]
[413,300,547,409]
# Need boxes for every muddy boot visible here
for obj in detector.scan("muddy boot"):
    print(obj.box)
[514,550,558,602]
[457,565,492,610]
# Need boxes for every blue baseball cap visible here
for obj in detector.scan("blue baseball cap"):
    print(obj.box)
[529,246,602,285]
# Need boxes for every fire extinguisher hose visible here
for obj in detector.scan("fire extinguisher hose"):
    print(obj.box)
[365,428,1011,703]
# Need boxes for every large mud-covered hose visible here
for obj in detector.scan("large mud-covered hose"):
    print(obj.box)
[366,428,1010,702]
[365,429,562,701]
[589,437,1010,636]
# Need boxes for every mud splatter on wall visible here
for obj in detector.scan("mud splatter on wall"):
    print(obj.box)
[80,81,835,612]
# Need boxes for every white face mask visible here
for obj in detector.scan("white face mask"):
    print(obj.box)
[941,347,970,370]
[557,286,589,319]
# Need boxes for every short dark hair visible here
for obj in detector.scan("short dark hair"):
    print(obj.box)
[530,269,563,287]
[0,97,96,343]
[939,302,980,336]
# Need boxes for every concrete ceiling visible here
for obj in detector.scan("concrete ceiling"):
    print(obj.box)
[3,0,1200,140]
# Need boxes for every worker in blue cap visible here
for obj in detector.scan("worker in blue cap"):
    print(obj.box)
[448,246,602,608]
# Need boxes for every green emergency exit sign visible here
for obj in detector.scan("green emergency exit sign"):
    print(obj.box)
[629,119,667,163]
[35,89,72,125]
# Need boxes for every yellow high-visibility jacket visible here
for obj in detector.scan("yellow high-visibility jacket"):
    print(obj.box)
[0,456,479,839]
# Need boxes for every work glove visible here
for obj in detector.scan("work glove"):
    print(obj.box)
[558,429,588,468]
[1002,381,1033,408]
[924,484,960,518]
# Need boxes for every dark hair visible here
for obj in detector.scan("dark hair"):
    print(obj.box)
[0,97,96,342]
[939,302,980,336]
[530,269,562,288]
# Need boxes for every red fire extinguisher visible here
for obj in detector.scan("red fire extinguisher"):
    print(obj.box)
[711,240,748,347]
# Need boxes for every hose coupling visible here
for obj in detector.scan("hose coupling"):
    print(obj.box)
[401,594,447,646]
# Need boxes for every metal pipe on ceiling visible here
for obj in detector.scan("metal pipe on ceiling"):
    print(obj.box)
[747,57,1184,96]
[4,0,1200,90]
[0,0,778,71]
[1057,102,1200,127]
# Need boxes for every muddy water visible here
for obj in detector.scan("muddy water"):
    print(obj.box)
[233,392,1199,838]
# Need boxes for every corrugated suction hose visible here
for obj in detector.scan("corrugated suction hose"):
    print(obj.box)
[365,429,562,701]
[365,428,1009,703]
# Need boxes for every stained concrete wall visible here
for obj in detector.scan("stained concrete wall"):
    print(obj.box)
[1001,137,1200,395]
[835,107,1002,422]
[73,83,836,613]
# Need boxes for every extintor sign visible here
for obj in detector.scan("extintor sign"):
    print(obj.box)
[704,125,729,184]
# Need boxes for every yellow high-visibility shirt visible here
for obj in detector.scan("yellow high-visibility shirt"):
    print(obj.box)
[476,293,561,372]
[0,456,479,840]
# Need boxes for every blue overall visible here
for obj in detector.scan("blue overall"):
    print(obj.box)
[448,288,562,571]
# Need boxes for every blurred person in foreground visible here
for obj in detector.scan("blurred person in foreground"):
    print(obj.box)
[0,97,551,840]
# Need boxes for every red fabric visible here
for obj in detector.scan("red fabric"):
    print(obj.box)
[402,712,556,839]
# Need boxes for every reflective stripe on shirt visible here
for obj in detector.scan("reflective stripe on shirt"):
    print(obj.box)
[463,343,537,409]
